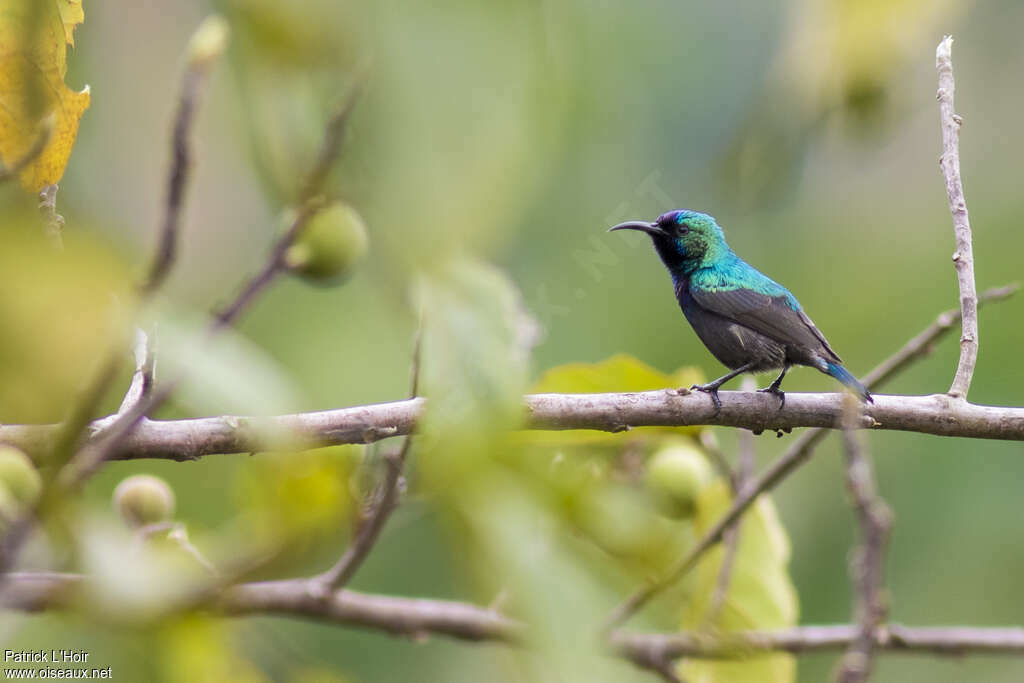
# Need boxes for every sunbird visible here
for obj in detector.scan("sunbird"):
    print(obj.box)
[610,209,871,410]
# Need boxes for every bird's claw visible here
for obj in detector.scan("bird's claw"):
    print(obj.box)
[691,383,722,415]
[757,385,786,410]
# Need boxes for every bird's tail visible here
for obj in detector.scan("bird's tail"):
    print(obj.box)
[825,362,873,403]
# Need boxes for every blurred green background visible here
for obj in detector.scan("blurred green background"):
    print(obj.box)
[4,0,1024,681]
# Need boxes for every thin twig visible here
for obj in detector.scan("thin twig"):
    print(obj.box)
[610,624,1024,660]
[936,36,979,400]
[698,431,736,486]
[135,521,219,576]
[863,284,1015,388]
[704,379,756,625]
[600,285,1016,632]
[212,199,327,328]
[637,656,686,683]
[312,438,410,593]
[4,572,1024,661]
[115,328,155,418]
[297,67,368,205]
[836,399,892,683]
[314,316,422,593]
[142,63,211,295]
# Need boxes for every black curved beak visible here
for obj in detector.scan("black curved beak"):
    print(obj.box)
[608,221,667,238]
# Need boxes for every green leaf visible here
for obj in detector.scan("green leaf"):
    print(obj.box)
[678,480,799,683]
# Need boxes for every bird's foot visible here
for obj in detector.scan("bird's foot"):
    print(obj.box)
[757,385,786,410]
[690,383,723,414]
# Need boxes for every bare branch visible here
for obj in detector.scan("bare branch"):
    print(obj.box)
[601,285,1017,631]
[315,317,422,593]
[836,400,892,683]
[611,624,1024,660]
[211,198,328,329]
[697,431,736,485]
[704,379,756,625]
[936,36,980,399]
[297,68,368,205]
[221,580,521,643]
[866,284,1016,388]
[4,573,1024,663]
[0,572,522,643]
[142,50,217,295]
[5,390,1024,466]
[314,438,411,592]
[112,328,155,419]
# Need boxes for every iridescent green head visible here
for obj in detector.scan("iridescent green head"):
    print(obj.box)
[609,209,730,274]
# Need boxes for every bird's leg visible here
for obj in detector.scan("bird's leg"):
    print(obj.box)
[690,362,757,414]
[758,364,789,410]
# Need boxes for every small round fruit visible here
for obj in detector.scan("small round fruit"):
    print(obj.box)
[645,443,712,519]
[113,474,176,528]
[284,203,368,284]
[0,446,42,508]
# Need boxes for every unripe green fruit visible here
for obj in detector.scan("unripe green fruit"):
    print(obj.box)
[113,474,176,528]
[645,443,712,519]
[284,203,368,283]
[0,446,42,508]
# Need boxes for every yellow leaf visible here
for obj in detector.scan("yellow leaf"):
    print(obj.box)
[0,0,90,191]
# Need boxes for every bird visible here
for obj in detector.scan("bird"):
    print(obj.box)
[609,209,871,411]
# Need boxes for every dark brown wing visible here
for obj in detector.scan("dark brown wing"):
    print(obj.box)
[689,286,841,363]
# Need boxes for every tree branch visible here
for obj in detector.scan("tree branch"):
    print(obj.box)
[314,319,421,593]
[0,572,522,644]
[141,20,224,296]
[703,378,756,626]
[936,36,979,400]
[610,624,1024,660]
[836,400,892,683]
[4,573,1024,663]
[312,437,410,593]
[3,391,1024,464]
[122,328,155,414]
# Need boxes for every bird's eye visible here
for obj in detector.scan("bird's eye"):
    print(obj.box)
[678,223,690,235]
